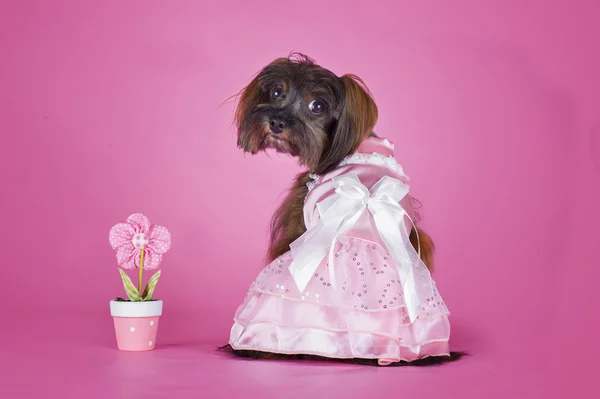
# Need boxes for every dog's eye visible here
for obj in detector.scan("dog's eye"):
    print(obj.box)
[270,87,283,99]
[308,99,325,114]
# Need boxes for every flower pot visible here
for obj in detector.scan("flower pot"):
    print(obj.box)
[110,299,163,351]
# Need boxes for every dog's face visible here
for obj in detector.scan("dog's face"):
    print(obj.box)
[234,54,378,174]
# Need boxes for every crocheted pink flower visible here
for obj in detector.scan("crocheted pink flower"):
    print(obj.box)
[109,213,171,270]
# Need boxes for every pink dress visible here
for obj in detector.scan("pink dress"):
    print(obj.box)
[229,137,451,365]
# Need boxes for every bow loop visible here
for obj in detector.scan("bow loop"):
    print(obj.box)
[370,175,410,203]
[334,174,370,201]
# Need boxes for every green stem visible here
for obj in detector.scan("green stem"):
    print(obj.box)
[138,248,145,296]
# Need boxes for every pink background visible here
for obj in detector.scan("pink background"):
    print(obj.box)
[1,0,599,398]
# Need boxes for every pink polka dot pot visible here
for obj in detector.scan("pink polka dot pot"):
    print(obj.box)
[110,300,162,351]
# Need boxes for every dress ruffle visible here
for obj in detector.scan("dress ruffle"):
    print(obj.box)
[229,237,451,364]
[230,289,451,364]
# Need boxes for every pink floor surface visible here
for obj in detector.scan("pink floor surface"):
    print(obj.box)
[0,308,573,399]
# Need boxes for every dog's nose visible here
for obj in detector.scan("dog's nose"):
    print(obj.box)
[269,118,286,134]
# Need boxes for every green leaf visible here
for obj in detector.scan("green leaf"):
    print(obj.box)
[142,270,161,301]
[118,269,141,301]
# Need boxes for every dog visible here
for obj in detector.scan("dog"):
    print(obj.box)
[235,53,434,268]
[222,53,463,365]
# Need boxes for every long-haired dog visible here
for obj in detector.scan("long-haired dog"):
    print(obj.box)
[221,53,464,366]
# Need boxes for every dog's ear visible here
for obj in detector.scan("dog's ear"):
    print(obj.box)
[233,74,263,136]
[316,74,378,174]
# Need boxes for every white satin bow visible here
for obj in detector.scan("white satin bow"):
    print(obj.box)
[288,173,436,322]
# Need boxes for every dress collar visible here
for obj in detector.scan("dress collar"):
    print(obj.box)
[306,136,407,193]
[356,136,395,156]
